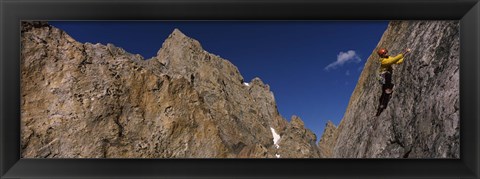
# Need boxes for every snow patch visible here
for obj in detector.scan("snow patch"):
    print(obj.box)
[270,127,280,149]
[243,82,250,86]
[275,154,281,158]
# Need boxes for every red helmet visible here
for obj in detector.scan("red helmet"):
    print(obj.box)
[377,48,388,56]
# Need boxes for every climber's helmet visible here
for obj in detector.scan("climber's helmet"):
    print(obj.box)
[377,48,388,57]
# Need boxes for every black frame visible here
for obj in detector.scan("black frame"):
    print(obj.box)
[1,0,479,178]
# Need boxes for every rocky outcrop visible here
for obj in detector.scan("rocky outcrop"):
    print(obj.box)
[20,21,320,158]
[277,116,320,158]
[319,21,460,158]
[318,121,337,158]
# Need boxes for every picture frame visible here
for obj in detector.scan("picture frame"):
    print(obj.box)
[1,0,479,178]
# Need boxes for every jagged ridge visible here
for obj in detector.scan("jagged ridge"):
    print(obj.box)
[20,21,321,158]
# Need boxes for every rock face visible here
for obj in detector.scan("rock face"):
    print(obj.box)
[317,121,337,158]
[20,21,320,158]
[277,116,320,158]
[319,21,460,158]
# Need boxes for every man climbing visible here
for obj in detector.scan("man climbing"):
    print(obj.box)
[375,47,411,116]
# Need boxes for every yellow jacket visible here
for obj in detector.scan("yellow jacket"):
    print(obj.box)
[379,54,404,72]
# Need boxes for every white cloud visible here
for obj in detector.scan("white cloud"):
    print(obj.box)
[324,50,361,70]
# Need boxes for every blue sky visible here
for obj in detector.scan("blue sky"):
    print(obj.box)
[49,21,388,141]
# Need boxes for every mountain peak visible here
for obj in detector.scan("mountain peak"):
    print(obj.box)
[318,119,338,158]
[21,22,322,159]
[156,28,203,58]
[326,120,336,128]
[163,28,190,45]
[290,115,305,128]
[170,28,187,38]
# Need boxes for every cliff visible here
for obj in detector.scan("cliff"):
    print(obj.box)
[22,21,458,159]
[320,21,460,158]
[20,21,320,158]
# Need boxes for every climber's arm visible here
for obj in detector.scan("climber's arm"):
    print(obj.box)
[395,56,404,64]
[395,48,411,64]
[381,54,404,65]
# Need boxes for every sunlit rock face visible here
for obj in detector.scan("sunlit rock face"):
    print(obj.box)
[318,121,337,158]
[20,21,320,158]
[319,21,460,158]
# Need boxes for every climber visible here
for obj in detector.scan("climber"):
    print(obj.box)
[375,47,411,116]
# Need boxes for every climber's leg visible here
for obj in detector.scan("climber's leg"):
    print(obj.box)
[385,88,393,94]
[376,89,387,116]
[376,81,396,116]
[384,71,393,94]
